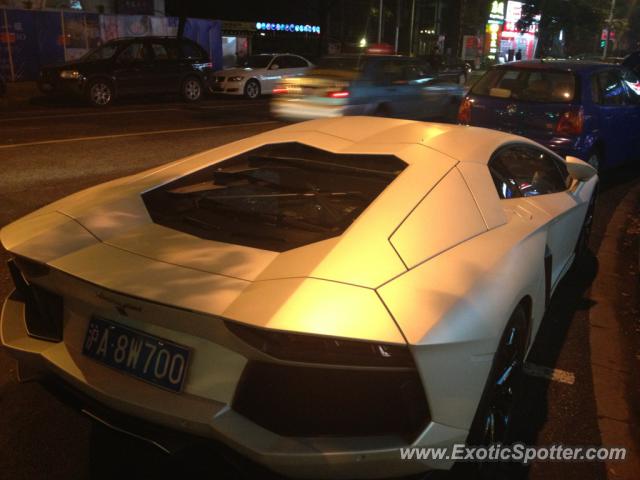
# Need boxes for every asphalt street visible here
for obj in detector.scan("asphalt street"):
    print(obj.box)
[0,92,639,480]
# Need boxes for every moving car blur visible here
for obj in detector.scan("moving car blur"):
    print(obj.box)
[37,36,214,106]
[458,60,640,170]
[270,54,465,121]
[212,53,312,99]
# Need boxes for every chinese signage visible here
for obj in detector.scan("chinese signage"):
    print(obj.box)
[255,22,320,34]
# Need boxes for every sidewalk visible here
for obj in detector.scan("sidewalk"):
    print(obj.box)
[589,181,640,480]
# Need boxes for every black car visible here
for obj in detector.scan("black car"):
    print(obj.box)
[38,36,214,107]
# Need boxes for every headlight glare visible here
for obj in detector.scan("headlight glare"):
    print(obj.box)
[60,70,81,80]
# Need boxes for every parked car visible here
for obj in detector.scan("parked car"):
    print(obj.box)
[0,116,598,479]
[37,36,215,107]
[271,54,465,121]
[458,60,640,170]
[212,53,312,99]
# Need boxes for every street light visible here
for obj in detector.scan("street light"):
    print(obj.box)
[359,37,367,48]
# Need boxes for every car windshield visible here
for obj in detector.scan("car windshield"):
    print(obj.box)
[239,55,273,68]
[82,42,120,61]
[142,143,406,251]
[471,68,576,103]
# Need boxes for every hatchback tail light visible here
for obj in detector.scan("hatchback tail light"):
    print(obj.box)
[555,107,584,136]
[458,97,472,124]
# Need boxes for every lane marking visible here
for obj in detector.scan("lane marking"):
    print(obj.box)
[523,362,576,385]
[0,120,279,149]
[0,102,269,123]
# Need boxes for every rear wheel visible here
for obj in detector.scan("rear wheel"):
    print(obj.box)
[464,305,530,478]
[373,103,392,117]
[182,77,203,103]
[87,79,113,107]
[575,185,598,257]
[587,150,601,171]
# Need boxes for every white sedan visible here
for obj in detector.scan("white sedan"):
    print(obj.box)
[0,117,597,479]
[213,53,312,99]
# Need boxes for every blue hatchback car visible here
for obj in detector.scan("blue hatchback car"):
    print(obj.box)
[459,60,640,170]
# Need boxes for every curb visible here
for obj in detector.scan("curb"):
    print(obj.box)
[589,183,640,479]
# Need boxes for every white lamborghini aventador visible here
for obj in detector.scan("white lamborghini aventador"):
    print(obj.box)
[0,117,597,479]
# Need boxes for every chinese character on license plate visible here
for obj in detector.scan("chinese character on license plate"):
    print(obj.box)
[82,317,191,393]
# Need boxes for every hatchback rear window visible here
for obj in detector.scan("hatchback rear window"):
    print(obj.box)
[471,68,576,103]
[142,143,407,251]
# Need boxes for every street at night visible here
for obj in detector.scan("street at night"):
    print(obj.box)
[1,1,640,480]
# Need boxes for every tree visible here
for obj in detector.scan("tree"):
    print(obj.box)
[518,0,609,56]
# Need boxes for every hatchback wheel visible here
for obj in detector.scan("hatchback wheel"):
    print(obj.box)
[182,77,203,102]
[244,79,261,99]
[87,80,113,107]
[587,151,601,171]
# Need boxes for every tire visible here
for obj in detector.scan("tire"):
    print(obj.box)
[463,305,530,479]
[587,150,601,171]
[575,184,598,258]
[244,79,261,99]
[86,79,113,107]
[182,77,203,103]
[373,103,392,118]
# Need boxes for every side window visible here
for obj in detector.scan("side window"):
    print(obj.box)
[373,60,405,85]
[181,41,206,60]
[286,56,308,68]
[489,146,570,199]
[151,42,169,61]
[621,68,640,104]
[271,56,286,69]
[116,41,147,63]
[151,41,179,61]
[404,62,432,81]
[596,70,626,106]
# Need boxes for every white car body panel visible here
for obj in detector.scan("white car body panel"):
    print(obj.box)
[0,117,598,479]
[212,54,311,96]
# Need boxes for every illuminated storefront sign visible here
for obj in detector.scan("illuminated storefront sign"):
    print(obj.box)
[255,22,320,34]
[485,0,540,61]
[488,1,505,24]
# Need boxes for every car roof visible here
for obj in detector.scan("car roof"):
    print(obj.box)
[495,59,617,73]
[274,117,536,165]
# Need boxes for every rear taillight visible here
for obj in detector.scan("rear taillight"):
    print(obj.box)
[327,90,349,98]
[555,107,584,135]
[272,87,288,94]
[458,97,472,124]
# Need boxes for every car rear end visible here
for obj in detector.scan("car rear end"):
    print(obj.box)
[459,63,590,159]
[0,140,441,479]
[271,55,367,121]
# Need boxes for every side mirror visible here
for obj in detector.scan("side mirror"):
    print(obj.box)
[270,63,279,70]
[566,155,597,181]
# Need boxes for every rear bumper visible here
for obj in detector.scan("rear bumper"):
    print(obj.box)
[1,291,463,479]
[270,98,367,121]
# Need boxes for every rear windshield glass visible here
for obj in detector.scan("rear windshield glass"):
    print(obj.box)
[142,143,407,251]
[471,68,576,103]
